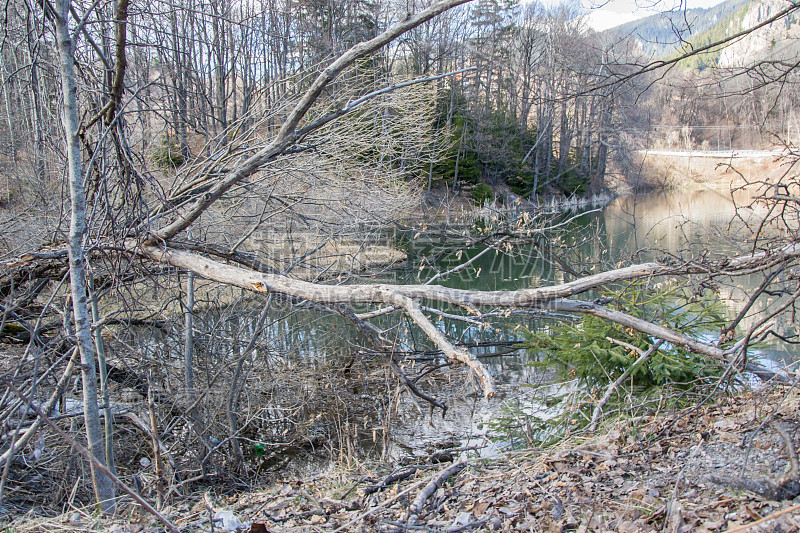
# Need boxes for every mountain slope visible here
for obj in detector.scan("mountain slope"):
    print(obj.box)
[606,0,751,59]
[716,0,800,67]
[605,0,799,67]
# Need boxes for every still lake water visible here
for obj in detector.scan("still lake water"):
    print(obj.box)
[369,187,799,457]
[220,187,795,374]
[400,188,796,362]
[134,188,796,464]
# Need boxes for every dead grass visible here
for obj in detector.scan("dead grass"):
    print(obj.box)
[7,382,800,532]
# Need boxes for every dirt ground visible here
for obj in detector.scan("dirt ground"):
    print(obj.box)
[9,382,800,533]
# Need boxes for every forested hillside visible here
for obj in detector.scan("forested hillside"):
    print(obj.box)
[0,0,650,208]
[1,0,797,205]
[608,0,750,58]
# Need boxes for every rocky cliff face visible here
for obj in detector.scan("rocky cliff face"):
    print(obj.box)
[718,0,800,67]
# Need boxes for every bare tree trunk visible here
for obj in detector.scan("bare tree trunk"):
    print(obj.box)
[212,5,228,141]
[557,97,571,177]
[452,123,465,192]
[147,372,165,509]
[183,269,208,460]
[28,59,46,183]
[184,270,196,415]
[0,52,16,167]
[169,10,189,159]
[89,275,115,476]
[54,0,116,513]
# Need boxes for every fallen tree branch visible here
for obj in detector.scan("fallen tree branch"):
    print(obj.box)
[407,460,468,520]
[0,347,79,468]
[381,290,495,399]
[589,340,664,431]
[545,299,786,381]
[330,476,432,533]
[136,241,800,309]
[134,243,794,397]
[725,500,800,532]
[364,466,419,495]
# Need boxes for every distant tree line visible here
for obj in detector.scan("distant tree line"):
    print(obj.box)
[0,0,639,204]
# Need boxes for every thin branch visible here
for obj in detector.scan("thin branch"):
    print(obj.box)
[296,66,476,138]
[3,380,180,533]
[589,340,664,432]
[408,460,468,519]
[0,347,78,468]
[151,0,473,242]
[578,2,800,99]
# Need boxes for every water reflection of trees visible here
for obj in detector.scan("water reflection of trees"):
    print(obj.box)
[603,190,798,361]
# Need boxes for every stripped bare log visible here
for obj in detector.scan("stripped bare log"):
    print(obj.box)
[380,290,495,399]
[136,242,800,309]
[135,242,793,398]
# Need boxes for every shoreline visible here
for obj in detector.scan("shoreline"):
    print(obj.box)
[10,385,800,532]
[627,149,790,192]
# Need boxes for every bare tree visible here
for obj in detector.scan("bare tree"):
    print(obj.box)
[53,0,115,512]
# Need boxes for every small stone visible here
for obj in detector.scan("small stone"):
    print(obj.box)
[451,512,471,527]
[139,457,151,467]
[725,512,737,521]
[213,510,249,532]
[68,512,83,525]
[489,516,503,530]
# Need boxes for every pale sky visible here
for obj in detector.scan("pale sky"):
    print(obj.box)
[580,0,728,30]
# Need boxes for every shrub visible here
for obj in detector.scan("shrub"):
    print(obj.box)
[488,280,727,448]
[470,182,493,206]
[524,280,725,389]
[151,134,185,169]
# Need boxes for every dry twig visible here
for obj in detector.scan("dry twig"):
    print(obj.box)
[708,420,800,501]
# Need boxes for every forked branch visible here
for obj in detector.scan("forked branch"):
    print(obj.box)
[135,241,796,398]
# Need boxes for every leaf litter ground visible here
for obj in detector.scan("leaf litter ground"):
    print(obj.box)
[10,385,800,532]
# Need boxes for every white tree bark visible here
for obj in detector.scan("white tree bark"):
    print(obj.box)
[136,241,798,398]
[139,243,800,309]
[54,0,116,513]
